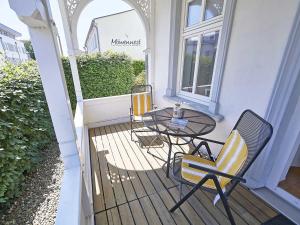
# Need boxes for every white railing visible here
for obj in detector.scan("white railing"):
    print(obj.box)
[83,94,131,128]
[57,95,132,225]
[56,102,94,225]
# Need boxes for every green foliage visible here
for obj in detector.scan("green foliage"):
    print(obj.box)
[0,61,54,207]
[23,40,35,60]
[132,60,145,76]
[63,52,140,108]
[198,56,214,84]
[61,58,76,111]
[134,70,146,86]
[79,52,134,98]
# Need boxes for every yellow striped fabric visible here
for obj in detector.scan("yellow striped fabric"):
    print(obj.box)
[182,155,218,189]
[132,92,152,116]
[181,130,248,189]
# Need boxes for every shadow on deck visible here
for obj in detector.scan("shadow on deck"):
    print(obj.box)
[89,123,278,225]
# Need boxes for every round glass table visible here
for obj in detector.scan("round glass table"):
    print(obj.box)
[144,107,216,177]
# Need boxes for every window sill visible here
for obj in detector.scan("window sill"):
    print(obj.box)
[163,95,224,122]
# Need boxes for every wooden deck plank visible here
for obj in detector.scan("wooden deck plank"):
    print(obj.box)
[104,125,137,202]
[89,129,105,213]
[94,128,116,209]
[129,200,149,225]
[157,189,190,225]
[123,123,176,189]
[99,126,128,206]
[231,189,269,223]
[118,123,167,193]
[118,203,135,225]
[149,193,177,225]
[106,207,122,225]
[169,187,206,225]
[236,185,278,218]
[139,196,163,225]
[95,211,108,225]
[114,124,157,196]
[89,124,279,225]
[205,191,256,225]
[109,125,148,199]
[177,186,220,225]
[191,188,231,225]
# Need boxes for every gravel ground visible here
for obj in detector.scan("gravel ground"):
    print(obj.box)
[1,143,64,225]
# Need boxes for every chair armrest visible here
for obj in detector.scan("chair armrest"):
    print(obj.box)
[194,136,225,145]
[189,164,246,183]
[172,152,246,183]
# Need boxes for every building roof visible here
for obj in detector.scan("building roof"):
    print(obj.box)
[0,23,21,38]
[92,9,134,21]
[84,9,134,47]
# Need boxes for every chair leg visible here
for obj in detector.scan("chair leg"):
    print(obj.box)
[130,120,134,141]
[179,183,183,200]
[211,176,236,225]
[191,141,203,155]
[170,176,209,212]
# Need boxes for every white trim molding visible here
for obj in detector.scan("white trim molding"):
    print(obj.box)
[209,0,236,113]
[166,0,236,115]
[62,0,151,50]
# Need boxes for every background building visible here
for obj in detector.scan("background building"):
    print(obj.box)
[84,10,146,60]
[0,23,29,65]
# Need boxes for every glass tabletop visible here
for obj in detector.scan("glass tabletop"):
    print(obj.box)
[144,107,216,138]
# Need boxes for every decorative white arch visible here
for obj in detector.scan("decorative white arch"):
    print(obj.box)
[65,0,151,50]
[58,0,154,103]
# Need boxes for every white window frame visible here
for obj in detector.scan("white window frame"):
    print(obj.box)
[176,0,227,105]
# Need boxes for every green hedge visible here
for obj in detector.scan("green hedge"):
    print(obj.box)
[63,52,145,110]
[62,58,77,111]
[134,70,146,86]
[132,60,145,76]
[0,53,144,208]
[0,61,55,207]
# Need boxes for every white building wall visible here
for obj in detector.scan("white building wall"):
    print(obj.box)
[152,0,172,106]
[86,10,146,60]
[216,0,299,138]
[85,26,99,54]
[0,34,29,64]
[153,0,299,144]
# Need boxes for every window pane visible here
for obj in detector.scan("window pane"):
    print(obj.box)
[181,37,198,93]
[195,31,219,97]
[204,0,223,21]
[187,0,202,27]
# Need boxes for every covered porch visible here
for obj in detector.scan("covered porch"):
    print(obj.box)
[89,123,278,225]
[8,0,300,224]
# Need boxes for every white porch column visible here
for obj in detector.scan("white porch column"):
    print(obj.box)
[9,1,91,224]
[58,0,83,102]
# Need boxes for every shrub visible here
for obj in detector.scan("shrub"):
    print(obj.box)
[61,58,76,111]
[132,60,145,76]
[0,61,54,207]
[134,70,146,85]
[63,52,137,107]
[79,52,134,98]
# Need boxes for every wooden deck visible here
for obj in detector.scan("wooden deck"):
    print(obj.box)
[89,123,278,225]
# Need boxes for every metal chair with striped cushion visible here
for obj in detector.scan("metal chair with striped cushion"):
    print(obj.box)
[130,85,154,142]
[170,110,273,225]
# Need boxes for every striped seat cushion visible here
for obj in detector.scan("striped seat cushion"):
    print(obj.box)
[181,130,248,189]
[132,92,152,116]
[182,155,218,189]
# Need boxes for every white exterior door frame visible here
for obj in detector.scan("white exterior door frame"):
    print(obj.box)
[247,1,300,188]
[244,1,300,204]
[265,77,300,209]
